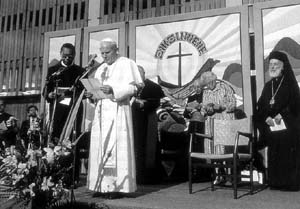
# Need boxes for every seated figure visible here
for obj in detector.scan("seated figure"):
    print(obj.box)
[0,99,18,151]
[20,105,42,150]
[185,71,237,184]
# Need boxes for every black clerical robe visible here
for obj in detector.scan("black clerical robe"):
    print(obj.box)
[44,62,85,141]
[257,75,300,190]
[132,79,164,184]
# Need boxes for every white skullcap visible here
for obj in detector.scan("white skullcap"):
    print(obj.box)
[100,38,117,45]
[101,37,115,43]
[100,38,118,49]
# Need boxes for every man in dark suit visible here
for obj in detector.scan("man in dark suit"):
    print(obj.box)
[44,43,85,143]
[43,43,86,184]
[20,105,42,150]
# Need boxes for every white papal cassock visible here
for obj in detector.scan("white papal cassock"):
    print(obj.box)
[87,57,142,193]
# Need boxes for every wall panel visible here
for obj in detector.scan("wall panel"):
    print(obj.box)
[0,0,89,97]
[0,0,286,129]
[0,0,89,124]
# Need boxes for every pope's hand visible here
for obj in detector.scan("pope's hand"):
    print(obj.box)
[100,85,113,94]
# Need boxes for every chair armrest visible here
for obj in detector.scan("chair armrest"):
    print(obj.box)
[237,131,252,139]
[234,132,253,155]
[194,132,213,140]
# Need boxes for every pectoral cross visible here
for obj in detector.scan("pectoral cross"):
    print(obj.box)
[167,42,192,87]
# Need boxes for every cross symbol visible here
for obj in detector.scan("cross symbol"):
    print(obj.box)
[167,42,192,87]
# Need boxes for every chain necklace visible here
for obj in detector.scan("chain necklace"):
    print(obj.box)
[100,55,121,83]
[270,76,284,107]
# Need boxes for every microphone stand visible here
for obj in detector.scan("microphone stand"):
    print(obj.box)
[42,79,49,147]
[70,80,77,206]
[69,60,103,207]
[47,77,60,147]
[53,56,102,207]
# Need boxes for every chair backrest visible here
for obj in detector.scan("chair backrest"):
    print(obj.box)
[206,116,253,153]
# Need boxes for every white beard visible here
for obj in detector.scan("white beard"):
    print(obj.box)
[269,69,282,78]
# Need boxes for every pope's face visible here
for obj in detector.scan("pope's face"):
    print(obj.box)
[100,43,118,65]
[269,59,283,78]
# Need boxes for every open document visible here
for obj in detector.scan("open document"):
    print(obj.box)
[270,119,286,132]
[80,78,108,99]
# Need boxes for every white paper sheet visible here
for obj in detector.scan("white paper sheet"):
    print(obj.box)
[80,78,108,99]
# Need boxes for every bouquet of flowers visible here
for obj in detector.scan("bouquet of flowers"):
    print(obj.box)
[0,141,73,209]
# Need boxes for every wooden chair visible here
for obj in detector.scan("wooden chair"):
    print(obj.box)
[188,116,254,199]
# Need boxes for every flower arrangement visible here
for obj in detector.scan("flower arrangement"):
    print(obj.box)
[0,142,73,209]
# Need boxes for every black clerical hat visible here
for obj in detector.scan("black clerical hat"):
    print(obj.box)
[269,51,288,63]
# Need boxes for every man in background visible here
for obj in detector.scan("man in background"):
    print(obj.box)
[20,105,42,150]
[132,65,165,184]
[43,43,86,185]
[43,43,85,143]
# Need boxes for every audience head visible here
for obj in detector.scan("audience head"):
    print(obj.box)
[60,43,76,67]
[99,38,119,65]
[27,105,38,117]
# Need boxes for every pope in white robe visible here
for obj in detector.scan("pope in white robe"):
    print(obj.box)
[87,39,143,194]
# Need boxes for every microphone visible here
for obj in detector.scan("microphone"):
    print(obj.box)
[79,59,105,80]
[49,66,68,79]
[85,54,98,68]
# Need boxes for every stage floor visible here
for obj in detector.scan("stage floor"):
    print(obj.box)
[74,178,300,209]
